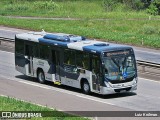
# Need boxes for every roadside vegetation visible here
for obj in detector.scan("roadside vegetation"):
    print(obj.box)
[0,95,87,120]
[0,0,159,49]
[0,16,159,48]
[0,0,160,19]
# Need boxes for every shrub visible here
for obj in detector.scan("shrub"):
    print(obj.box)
[5,4,29,11]
[33,0,59,10]
[147,3,158,15]
[141,25,159,35]
[103,0,118,11]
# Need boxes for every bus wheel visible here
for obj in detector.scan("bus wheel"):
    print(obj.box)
[82,81,90,94]
[37,70,45,84]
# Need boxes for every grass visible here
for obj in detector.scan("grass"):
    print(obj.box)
[0,0,160,49]
[0,16,160,48]
[0,95,88,120]
[0,0,160,19]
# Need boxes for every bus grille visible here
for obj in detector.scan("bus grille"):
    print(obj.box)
[114,87,131,93]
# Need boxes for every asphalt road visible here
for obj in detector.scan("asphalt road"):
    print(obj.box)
[0,50,160,120]
[0,26,160,64]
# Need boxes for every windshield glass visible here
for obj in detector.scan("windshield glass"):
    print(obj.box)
[103,55,136,81]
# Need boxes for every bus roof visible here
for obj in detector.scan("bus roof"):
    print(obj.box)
[16,31,133,54]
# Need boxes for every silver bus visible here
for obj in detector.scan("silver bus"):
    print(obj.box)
[15,31,138,95]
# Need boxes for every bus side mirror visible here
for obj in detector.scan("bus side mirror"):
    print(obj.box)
[102,63,105,68]
[25,58,30,64]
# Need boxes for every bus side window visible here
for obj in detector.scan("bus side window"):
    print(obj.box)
[76,51,83,67]
[33,44,39,58]
[64,49,75,65]
[15,39,24,54]
[82,53,89,69]
[76,51,89,69]
[39,44,50,60]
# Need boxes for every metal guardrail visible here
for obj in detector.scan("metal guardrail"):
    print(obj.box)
[0,37,14,47]
[0,37,14,42]
[137,60,160,76]
[137,60,160,67]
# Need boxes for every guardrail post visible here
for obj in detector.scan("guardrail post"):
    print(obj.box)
[142,65,145,72]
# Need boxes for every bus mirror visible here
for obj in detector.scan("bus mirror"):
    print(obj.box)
[25,59,30,64]
[77,68,80,73]
[102,63,105,68]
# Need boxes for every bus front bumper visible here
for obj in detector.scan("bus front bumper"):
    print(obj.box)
[99,79,137,95]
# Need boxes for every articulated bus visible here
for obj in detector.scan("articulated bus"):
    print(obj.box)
[15,31,137,95]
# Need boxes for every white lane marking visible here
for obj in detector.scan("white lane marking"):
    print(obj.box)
[75,94,115,105]
[0,75,115,106]
[135,49,160,55]
[139,77,160,84]
[19,80,115,105]
[0,50,14,54]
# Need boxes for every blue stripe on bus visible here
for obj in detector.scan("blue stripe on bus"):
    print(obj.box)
[83,45,109,54]
[38,38,69,47]
[83,45,133,54]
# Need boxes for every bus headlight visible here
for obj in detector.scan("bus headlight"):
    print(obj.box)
[133,77,138,85]
[104,81,111,88]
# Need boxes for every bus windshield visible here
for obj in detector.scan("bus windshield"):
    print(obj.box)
[103,55,136,81]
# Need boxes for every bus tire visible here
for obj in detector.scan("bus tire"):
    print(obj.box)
[37,70,45,84]
[82,81,90,94]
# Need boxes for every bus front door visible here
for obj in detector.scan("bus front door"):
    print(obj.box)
[25,44,34,76]
[92,55,101,92]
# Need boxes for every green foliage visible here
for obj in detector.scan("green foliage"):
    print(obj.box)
[147,3,158,15]
[3,0,59,12]
[4,4,29,11]
[103,0,144,11]
[0,16,160,48]
[103,0,118,11]
[141,25,159,35]
[133,0,145,10]
[33,0,59,10]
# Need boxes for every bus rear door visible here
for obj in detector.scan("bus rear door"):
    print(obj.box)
[52,50,61,82]
[25,44,34,76]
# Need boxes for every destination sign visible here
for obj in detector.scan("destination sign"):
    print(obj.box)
[103,50,130,57]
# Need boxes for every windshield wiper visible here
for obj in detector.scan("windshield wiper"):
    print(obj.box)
[111,58,119,68]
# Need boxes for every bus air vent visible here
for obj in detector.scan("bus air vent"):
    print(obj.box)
[94,43,109,46]
[43,34,70,42]
[83,41,91,44]
[43,34,86,42]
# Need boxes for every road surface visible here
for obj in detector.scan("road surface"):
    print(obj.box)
[0,50,160,120]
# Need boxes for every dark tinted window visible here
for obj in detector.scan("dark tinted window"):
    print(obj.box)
[33,43,39,58]
[76,51,90,69]
[15,39,24,54]
[39,44,50,59]
[64,49,75,65]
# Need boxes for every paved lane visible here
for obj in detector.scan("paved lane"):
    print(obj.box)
[0,50,160,111]
[1,50,160,120]
[133,46,160,64]
[0,26,28,39]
